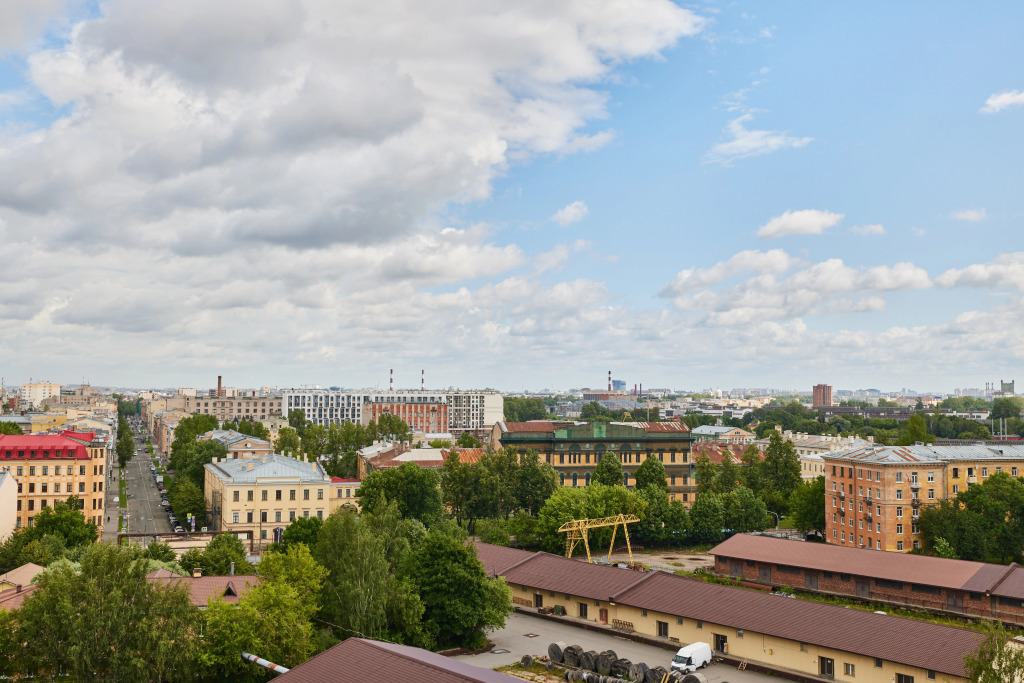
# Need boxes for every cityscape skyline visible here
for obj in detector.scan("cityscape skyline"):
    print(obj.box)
[1,2,1022,389]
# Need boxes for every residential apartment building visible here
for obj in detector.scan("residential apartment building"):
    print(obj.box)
[824,444,1024,552]
[192,395,283,421]
[363,401,448,434]
[204,454,349,547]
[490,421,695,503]
[283,389,503,434]
[0,471,16,542]
[812,383,833,408]
[21,382,60,409]
[196,429,273,459]
[0,433,108,529]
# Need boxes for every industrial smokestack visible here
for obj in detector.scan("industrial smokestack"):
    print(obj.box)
[608,370,611,392]
[217,376,222,397]
[422,369,425,392]
[390,369,393,392]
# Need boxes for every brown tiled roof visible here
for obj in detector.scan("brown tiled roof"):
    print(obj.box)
[0,562,45,588]
[500,421,558,433]
[501,551,650,602]
[984,564,1024,598]
[145,571,259,606]
[0,583,35,610]
[443,447,484,464]
[615,571,980,679]
[691,442,755,464]
[275,638,521,682]
[475,542,984,679]
[710,534,992,592]
[473,542,536,578]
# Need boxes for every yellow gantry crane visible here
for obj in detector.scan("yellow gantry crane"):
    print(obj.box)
[558,514,640,564]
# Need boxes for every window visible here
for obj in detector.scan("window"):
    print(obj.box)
[953,484,959,494]
[578,603,588,618]
[657,621,669,637]
[874,658,883,668]
[695,620,702,629]
[844,663,855,676]
[952,467,959,478]
[248,491,254,501]
[29,466,35,475]
[896,506,903,518]
[276,490,282,501]
[233,491,239,502]
[289,511,296,522]
[274,511,282,522]
[820,656,834,678]
[232,512,239,523]
[928,489,935,499]
[897,541,904,551]
[927,672,935,680]
[289,490,296,500]
[79,482,85,492]
[302,489,310,500]
[676,616,683,625]
[896,675,914,683]
[316,510,323,519]
[896,489,903,500]
[896,524,903,535]
[895,472,903,483]
[982,467,988,477]
[927,472,934,482]
[800,643,808,652]
[260,511,267,523]
[262,491,268,501]
[317,489,324,500]
[247,511,253,523]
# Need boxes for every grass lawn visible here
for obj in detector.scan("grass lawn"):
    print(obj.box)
[119,474,126,508]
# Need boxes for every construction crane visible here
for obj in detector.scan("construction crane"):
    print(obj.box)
[558,514,640,564]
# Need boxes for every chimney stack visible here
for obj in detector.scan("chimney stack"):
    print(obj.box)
[390,369,393,392]
[422,369,425,392]
[192,567,202,578]
[608,370,611,392]
[217,375,222,397]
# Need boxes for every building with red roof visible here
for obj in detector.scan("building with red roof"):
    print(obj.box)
[0,433,109,530]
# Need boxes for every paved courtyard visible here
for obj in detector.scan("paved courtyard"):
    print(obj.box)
[455,612,779,682]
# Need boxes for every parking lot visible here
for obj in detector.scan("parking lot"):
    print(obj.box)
[455,613,779,682]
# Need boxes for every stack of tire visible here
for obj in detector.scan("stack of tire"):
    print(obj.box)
[546,642,703,683]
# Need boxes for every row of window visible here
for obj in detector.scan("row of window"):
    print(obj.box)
[6,464,90,476]
[231,509,325,524]
[231,488,325,502]
[2,449,85,459]
[18,481,95,494]
[558,472,682,487]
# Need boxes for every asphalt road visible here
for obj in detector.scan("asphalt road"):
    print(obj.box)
[455,613,778,682]
[124,431,171,544]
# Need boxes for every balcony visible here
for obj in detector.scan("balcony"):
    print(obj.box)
[838,489,846,499]
[910,480,921,489]
[865,491,872,501]
[967,475,978,484]
[865,510,872,521]
[838,507,846,516]
[911,498,922,508]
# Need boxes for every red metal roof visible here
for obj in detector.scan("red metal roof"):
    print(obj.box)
[275,638,521,682]
[501,551,650,603]
[330,477,360,483]
[0,434,90,460]
[442,447,484,464]
[59,430,96,442]
[474,542,536,578]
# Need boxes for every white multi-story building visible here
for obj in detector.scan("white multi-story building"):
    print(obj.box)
[21,382,60,409]
[281,389,503,434]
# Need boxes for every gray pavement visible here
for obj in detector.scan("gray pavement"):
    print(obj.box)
[124,430,171,544]
[455,613,777,682]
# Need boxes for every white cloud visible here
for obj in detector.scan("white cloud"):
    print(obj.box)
[552,200,589,226]
[757,209,844,239]
[661,249,799,296]
[981,90,1024,114]
[936,253,1024,290]
[851,224,885,236]
[704,113,812,165]
[951,208,987,222]
[912,227,926,237]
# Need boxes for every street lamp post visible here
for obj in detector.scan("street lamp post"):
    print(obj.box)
[768,511,780,530]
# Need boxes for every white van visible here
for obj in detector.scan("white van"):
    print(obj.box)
[671,642,712,673]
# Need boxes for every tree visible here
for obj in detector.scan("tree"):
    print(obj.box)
[169,414,219,464]
[721,487,771,533]
[278,515,324,553]
[314,509,428,647]
[716,453,740,494]
[168,477,206,527]
[302,424,329,461]
[789,476,826,535]
[171,440,228,491]
[963,620,1024,683]
[257,544,327,615]
[740,445,764,492]
[593,453,624,487]
[24,496,98,548]
[897,414,933,446]
[991,397,1024,421]
[288,409,309,437]
[457,432,482,448]
[146,541,177,563]
[117,432,135,469]
[633,485,688,547]
[960,471,1024,563]
[760,433,801,512]
[918,500,991,561]
[372,414,412,444]
[275,427,302,456]
[14,542,200,681]
[694,454,719,496]
[357,462,442,524]
[514,450,559,515]
[503,397,548,422]
[202,533,255,576]
[441,451,492,533]
[688,492,724,544]
[535,484,648,554]
[405,533,512,649]
[634,454,668,492]
[0,422,23,435]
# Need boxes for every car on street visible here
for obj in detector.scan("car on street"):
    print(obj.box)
[174,526,184,533]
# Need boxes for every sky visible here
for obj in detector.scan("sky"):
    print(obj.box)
[0,1,1022,394]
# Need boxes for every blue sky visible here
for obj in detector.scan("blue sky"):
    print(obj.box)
[0,1,1022,393]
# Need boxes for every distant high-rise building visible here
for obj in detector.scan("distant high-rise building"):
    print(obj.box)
[812,384,833,408]
[611,379,626,391]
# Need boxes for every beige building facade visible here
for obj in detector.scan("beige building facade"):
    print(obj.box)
[0,471,16,542]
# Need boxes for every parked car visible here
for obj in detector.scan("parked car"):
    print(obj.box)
[174,526,184,533]
[671,642,712,674]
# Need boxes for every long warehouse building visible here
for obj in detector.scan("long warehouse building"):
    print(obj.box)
[474,542,983,682]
